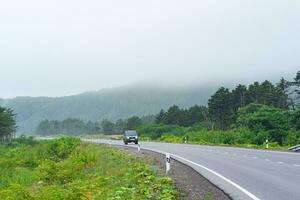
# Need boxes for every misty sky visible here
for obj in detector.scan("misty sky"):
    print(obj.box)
[1,0,300,98]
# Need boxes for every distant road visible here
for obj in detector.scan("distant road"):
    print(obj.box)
[83,139,300,200]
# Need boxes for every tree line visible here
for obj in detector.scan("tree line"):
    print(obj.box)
[155,72,299,129]
[0,106,17,142]
[36,119,101,136]
[35,115,155,135]
[208,72,299,130]
[149,71,300,146]
[155,105,208,127]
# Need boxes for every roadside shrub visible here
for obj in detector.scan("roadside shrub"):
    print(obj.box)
[7,136,38,147]
[284,131,300,146]
[37,159,59,183]
[137,124,185,139]
[33,186,76,200]
[47,137,80,160]
[69,143,97,168]
[0,184,32,200]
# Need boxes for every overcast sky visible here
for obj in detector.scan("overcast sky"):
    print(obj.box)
[0,0,299,98]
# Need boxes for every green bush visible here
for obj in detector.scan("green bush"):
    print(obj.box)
[137,124,185,139]
[46,137,80,160]
[0,184,32,200]
[236,104,291,145]
[7,136,38,147]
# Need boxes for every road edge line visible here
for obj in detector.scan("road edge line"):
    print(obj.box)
[170,154,261,200]
[84,139,261,200]
[139,146,261,200]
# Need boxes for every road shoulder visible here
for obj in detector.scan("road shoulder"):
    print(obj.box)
[115,145,231,200]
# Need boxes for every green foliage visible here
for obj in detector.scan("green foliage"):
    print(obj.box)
[137,124,185,140]
[291,107,300,130]
[115,119,127,133]
[0,184,32,200]
[236,104,289,130]
[236,104,295,145]
[139,108,300,148]
[36,119,100,136]
[142,125,298,149]
[126,116,142,130]
[0,106,17,142]
[101,119,116,134]
[7,135,38,147]
[99,115,152,135]
[46,137,80,160]
[155,105,208,127]
[208,87,233,130]
[290,71,300,105]
[207,77,295,130]
[151,127,253,145]
[36,115,153,136]
[0,137,177,200]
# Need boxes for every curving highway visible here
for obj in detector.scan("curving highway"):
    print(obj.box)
[83,139,300,200]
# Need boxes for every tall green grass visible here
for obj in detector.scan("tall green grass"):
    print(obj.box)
[0,137,177,200]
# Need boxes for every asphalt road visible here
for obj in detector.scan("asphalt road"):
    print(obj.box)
[84,139,300,200]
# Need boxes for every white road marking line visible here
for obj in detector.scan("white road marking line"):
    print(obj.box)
[293,164,300,167]
[277,161,284,164]
[170,154,261,200]
[264,159,270,162]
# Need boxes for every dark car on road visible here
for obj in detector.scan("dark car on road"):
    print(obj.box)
[123,130,138,145]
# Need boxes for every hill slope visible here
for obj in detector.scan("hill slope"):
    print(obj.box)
[0,84,217,134]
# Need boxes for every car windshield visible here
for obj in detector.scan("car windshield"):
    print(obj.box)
[125,131,137,136]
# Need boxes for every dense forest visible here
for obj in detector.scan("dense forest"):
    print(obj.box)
[155,78,296,129]
[0,106,17,142]
[138,71,300,147]
[0,85,216,135]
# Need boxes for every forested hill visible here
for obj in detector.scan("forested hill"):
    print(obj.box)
[0,84,217,135]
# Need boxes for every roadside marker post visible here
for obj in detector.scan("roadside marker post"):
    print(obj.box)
[266,139,269,149]
[137,144,141,153]
[166,153,171,174]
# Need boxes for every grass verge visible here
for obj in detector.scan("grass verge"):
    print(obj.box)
[0,137,178,200]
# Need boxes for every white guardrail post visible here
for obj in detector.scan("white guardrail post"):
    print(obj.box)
[137,144,141,153]
[166,153,171,175]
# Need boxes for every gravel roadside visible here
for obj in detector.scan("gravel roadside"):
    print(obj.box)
[114,145,231,200]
